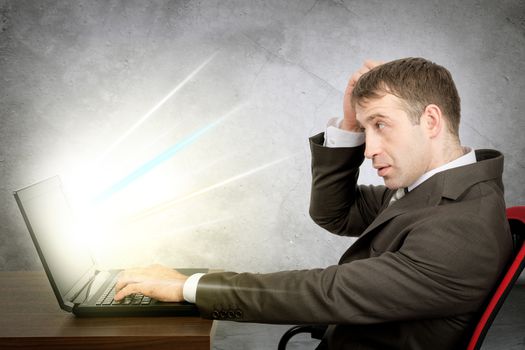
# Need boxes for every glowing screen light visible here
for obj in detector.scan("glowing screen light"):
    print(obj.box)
[58,50,297,268]
[94,104,244,203]
[128,154,296,221]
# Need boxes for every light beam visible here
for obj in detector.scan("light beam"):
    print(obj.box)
[94,103,245,203]
[96,51,218,162]
[129,154,296,221]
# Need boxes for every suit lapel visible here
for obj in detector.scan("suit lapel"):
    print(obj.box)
[337,149,504,264]
[338,175,445,263]
[363,176,443,237]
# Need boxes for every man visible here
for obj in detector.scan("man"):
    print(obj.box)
[115,58,512,349]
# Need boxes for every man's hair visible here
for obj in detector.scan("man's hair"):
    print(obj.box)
[351,57,461,137]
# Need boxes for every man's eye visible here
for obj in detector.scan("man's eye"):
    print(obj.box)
[376,122,385,130]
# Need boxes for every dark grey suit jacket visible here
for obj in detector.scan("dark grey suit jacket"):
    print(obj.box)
[195,133,512,349]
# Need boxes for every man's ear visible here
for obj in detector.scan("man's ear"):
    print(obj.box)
[421,104,443,138]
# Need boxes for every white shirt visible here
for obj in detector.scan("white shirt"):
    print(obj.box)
[182,117,477,303]
[407,147,476,191]
[183,273,205,303]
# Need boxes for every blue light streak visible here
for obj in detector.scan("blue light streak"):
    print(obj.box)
[94,118,223,203]
[95,52,218,163]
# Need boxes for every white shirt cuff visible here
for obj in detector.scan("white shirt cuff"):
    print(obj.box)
[182,273,205,303]
[324,117,365,148]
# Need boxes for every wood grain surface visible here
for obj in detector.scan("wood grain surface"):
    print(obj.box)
[0,271,216,349]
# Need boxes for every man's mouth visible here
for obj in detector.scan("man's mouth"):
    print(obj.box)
[375,165,391,177]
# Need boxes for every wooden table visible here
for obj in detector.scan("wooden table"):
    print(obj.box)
[0,271,216,349]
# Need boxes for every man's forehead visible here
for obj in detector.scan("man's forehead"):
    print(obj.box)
[355,94,406,123]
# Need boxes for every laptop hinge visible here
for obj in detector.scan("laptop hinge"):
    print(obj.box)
[64,266,98,303]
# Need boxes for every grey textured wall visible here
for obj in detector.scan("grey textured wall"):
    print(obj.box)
[1,0,524,276]
[1,1,524,349]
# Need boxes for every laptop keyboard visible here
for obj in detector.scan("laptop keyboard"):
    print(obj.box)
[96,283,152,306]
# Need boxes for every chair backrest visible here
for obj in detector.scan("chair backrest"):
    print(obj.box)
[466,206,525,350]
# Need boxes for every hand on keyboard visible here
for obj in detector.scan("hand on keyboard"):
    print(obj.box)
[96,283,152,306]
[114,264,189,302]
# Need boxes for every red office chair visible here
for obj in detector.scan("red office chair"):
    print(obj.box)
[278,207,525,350]
[466,206,525,350]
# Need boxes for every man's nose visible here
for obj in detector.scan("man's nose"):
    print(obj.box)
[364,134,381,159]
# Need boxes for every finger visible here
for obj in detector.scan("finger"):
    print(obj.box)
[351,64,372,82]
[115,273,143,293]
[347,63,380,92]
[114,283,141,301]
[357,65,370,75]
[348,71,361,87]
[114,278,129,293]
[363,59,384,69]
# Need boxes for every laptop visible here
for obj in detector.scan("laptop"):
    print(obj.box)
[13,175,206,317]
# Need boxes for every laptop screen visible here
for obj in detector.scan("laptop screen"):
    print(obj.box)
[14,176,94,301]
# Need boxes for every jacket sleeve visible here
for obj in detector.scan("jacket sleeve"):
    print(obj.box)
[194,211,507,325]
[308,133,390,236]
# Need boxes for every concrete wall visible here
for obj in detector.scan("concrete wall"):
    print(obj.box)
[1,0,524,277]
[2,1,524,348]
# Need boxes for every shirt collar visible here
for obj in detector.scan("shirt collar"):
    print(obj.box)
[407,147,477,192]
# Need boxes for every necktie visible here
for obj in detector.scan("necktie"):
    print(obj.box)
[388,188,407,206]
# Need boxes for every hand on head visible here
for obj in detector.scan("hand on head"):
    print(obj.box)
[341,59,384,132]
[114,264,188,302]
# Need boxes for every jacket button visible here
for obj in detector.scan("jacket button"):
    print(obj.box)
[235,309,243,319]
[227,310,235,319]
[211,310,219,319]
[219,310,227,319]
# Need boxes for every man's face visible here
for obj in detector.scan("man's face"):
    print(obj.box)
[355,93,431,190]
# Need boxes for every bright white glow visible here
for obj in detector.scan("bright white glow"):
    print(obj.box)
[128,154,296,221]
[93,102,247,203]
[95,51,218,162]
